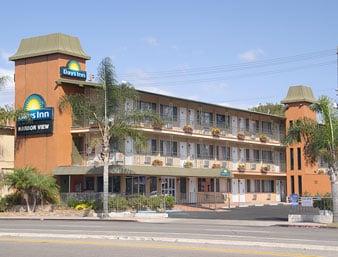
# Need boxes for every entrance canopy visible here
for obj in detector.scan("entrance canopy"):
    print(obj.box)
[53,165,231,178]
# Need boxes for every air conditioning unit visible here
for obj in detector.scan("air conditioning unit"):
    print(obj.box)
[166,157,173,166]
[204,160,209,168]
[144,156,151,165]
[250,163,257,170]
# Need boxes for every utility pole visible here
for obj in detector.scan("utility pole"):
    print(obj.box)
[103,78,109,218]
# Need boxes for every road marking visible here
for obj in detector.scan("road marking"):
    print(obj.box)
[0,232,336,253]
[204,228,270,233]
[0,228,335,245]
[0,237,320,257]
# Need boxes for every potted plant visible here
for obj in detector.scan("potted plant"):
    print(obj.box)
[237,163,246,172]
[152,159,163,166]
[212,163,221,169]
[183,125,193,134]
[152,120,164,130]
[183,161,193,168]
[259,134,268,143]
[261,165,270,173]
[237,132,245,140]
[211,127,221,137]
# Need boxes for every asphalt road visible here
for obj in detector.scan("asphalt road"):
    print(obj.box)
[0,219,337,257]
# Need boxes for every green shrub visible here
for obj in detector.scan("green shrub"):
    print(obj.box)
[313,198,333,211]
[109,196,128,211]
[127,195,149,210]
[0,197,6,212]
[164,195,175,209]
[0,193,22,212]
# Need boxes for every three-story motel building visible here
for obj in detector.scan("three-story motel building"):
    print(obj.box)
[9,33,330,206]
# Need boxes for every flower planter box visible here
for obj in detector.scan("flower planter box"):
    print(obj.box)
[212,163,221,169]
[237,133,245,140]
[261,165,270,173]
[183,125,193,134]
[183,161,193,168]
[237,164,246,172]
[259,134,268,143]
[152,159,163,166]
[211,128,221,137]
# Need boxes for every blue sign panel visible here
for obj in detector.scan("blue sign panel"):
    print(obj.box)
[60,60,87,80]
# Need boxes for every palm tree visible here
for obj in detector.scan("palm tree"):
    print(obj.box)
[284,96,338,222]
[59,57,160,217]
[5,167,59,212]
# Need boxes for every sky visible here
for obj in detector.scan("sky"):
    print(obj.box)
[0,0,337,109]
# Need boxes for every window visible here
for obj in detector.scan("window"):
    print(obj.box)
[197,144,214,159]
[254,180,261,193]
[151,139,157,155]
[160,104,177,121]
[297,147,302,170]
[160,140,178,156]
[254,120,260,133]
[85,177,94,191]
[150,177,157,193]
[139,101,156,112]
[198,178,206,192]
[245,118,250,131]
[216,114,225,128]
[298,175,303,196]
[262,180,274,193]
[291,176,295,194]
[221,146,231,160]
[245,149,251,162]
[180,177,187,194]
[209,178,219,192]
[253,149,260,162]
[262,121,272,134]
[197,111,213,127]
[108,176,121,193]
[246,179,251,193]
[262,150,273,163]
[290,148,294,170]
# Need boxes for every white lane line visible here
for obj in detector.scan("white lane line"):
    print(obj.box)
[1,232,338,252]
[203,228,270,233]
[0,228,336,245]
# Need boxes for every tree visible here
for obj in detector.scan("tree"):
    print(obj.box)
[59,57,160,217]
[284,96,338,222]
[249,103,285,116]
[0,75,27,126]
[4,167,59,212]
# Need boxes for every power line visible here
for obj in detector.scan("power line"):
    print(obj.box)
[119,49,336,79]
[133,60,336,88]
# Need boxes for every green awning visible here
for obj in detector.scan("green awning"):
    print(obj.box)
[53,165,230,178]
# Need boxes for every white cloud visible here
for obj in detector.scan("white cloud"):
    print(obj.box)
[238,48,265,62]
[142,36,159,47]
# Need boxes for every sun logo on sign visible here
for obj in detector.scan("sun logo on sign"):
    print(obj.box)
[66,60,81,71]
[23,94,46,111]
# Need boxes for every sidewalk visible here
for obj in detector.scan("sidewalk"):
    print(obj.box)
[0,215,332,228]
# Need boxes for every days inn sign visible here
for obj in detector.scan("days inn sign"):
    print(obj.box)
[16,94,54,136]
[60,60,87,80]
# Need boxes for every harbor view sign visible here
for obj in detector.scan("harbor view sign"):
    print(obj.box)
[60,60,86,80]
[16,94,54,136]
